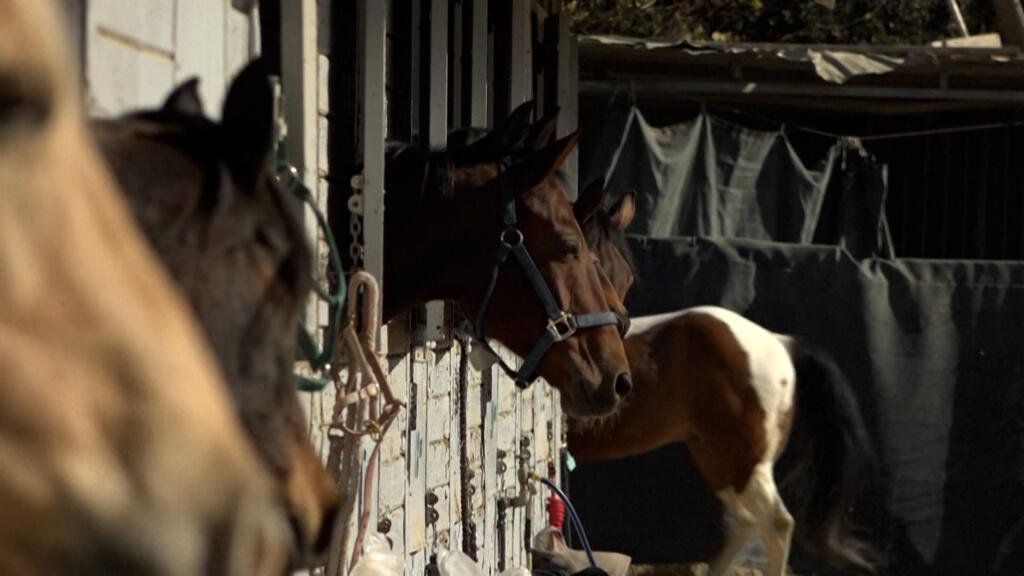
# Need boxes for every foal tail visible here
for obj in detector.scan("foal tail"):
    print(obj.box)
[776,338,878,574]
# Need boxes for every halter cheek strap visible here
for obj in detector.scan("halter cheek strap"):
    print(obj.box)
[473,158,622,389]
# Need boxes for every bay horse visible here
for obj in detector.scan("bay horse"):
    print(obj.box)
[379,115,632,418]
[0,0,288,573]
[91,61,340,566]
[568,185,877,576]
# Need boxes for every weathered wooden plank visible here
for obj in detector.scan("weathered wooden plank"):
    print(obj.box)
[224,6,253,86]
[406,350,429,553]
[175,0,227,112]
[86,31,174,116]
[91,0,175,52]
[380,456,408,511]
[318,54,331,116]
[426,395,451,444]
[426,440,451,487]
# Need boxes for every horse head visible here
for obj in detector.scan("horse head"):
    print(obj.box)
[92,60,340,567]
[1,0,289,573]
[384,122,632,418]
[574,181,638,302]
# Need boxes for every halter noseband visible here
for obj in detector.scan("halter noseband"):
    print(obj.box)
[473,158,624,389]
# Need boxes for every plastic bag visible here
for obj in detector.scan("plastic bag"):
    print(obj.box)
[349,533,403,576]
[437,549,482,576]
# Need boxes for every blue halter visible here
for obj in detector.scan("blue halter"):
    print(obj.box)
[473,158,624,389]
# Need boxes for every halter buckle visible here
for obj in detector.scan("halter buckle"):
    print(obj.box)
[547,313,578,342]
[500,227,524,246]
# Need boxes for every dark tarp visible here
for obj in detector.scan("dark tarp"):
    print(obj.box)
[583,103,894,259]
[570,103,1024,575]
[569,236,1024,576]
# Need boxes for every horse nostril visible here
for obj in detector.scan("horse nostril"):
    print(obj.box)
[614,372,632,398]
[312,500,341,556]
[286,502,338,566]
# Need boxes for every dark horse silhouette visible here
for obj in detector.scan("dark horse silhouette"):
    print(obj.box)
[0,0,289,573]
[377,108,632,418]
[92,60,339,567]
[570,183,878,576]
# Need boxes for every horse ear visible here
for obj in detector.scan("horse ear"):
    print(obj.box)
[608,190,636,232]
[162,78,204,116]
[448,126,488,150]
[490,100,535,150]
[573,178,605,224]
[221,59,273,188]
[524,106,559,151]
[515,131,578,192]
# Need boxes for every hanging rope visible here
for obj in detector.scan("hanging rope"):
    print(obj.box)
[268,73,347,391]
[277,164,348,388]
[329,271,402,440]
[327,271,404,573]
[708,103,1024,143]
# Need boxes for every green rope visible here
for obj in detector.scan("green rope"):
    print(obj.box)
[279,168,347,391]
[268,75,346,392]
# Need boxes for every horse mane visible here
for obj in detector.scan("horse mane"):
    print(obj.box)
[113,111,224,216]
[385,143,457,204]
[97,108,312,300]
[384,138,575,228]
[383,137,540,221]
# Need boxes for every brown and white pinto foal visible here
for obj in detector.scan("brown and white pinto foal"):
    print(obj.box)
[569,185,877,576]
[0,0,287,573]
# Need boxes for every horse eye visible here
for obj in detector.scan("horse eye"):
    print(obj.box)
[254,227,285,254]
[563,240,581,258]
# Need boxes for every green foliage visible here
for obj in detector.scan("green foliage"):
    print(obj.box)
[565,0,997,44]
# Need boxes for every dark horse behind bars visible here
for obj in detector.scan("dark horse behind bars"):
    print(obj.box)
[378,118,632,418]
[92,60,340,568]
[569,184,878,576]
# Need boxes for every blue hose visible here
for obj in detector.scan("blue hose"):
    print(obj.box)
[539,477,597,569]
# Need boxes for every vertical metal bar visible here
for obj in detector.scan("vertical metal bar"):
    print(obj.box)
[420,0,448,343]
[556,9,579,195]
[360,0,387,295]
[509,0,531,107]
[470,0,488,127]
[411,0,421,141]
[281,0,321,347]
[427,0,449,148]
[452,0,463,129]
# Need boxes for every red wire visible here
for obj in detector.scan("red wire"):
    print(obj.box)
[547,491,565,530]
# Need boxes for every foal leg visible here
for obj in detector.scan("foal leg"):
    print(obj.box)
[751,465,794,576]
[706,489,758,576]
